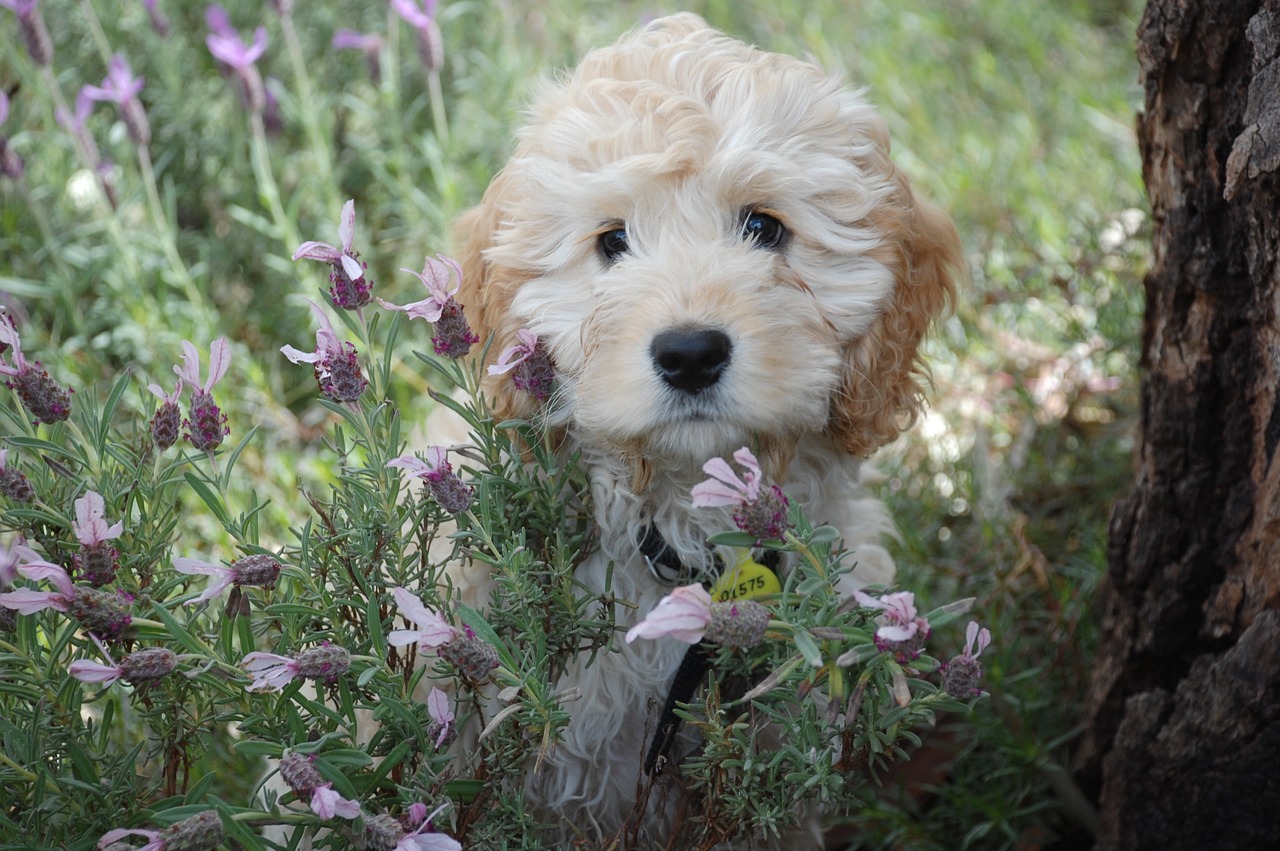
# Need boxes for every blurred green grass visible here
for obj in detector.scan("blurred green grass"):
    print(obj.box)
[0,0,1147,847]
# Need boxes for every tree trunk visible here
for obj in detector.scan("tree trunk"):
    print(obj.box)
[1076,1,1280,849]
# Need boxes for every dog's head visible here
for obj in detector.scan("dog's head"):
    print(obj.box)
[457,14,961,473]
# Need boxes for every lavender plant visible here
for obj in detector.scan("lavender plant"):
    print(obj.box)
[0,285,990,849]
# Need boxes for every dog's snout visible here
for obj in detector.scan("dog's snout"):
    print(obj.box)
[650,328,732,393]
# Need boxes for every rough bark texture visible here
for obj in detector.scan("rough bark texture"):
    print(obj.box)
[1076,1,1280,849]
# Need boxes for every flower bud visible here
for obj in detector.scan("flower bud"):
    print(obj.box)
[231,554,282,589]
[705,600,769,648]
[430,300,479,360]
[278,752,325,797]
[328,257,372,311]
[159,810,223,851]
[425,466,473,515]
[733,484,791,541]
[293,644,350,683]
[439,634,499,681]
[941,655,983,698]
[363,813,405,851]
[511,346,555,401]
[67,586,133,640]
[119,647,177,683]
[319,342,367,403]
[74,542,120,588]
[184,390,228,452]
[6,362,73,424]
[0,464,34,502]
[150,400,182,449]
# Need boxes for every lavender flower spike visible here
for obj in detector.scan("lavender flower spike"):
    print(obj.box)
[691,447,792,540]
[205,5,268,112]
[71,490,125,587]
[174,337,230,452]
[1,0,53,66]
[81,54,150,146]
[0,315,73,425]
[489,329,555,401]
[293,199,373,310]
[281,299,368,403]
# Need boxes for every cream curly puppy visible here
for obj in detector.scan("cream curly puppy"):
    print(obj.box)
[446,12,961,848]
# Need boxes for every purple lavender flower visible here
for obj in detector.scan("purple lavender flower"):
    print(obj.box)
[391,0,444,74]
[141,0,170,37]
[426,687,454,748]
[277,753,361,820]
[332,29,383,82]
[173,337,230,452]
[854,590,932,664]
[941,621,992,698]
[70,646,177,686]
[0,92,23,181]
[146,375,183,449]
[280,300,368,403]
[488,329,555,401]
[0,316,73,425]
[386,586,496,681]
[378,255,477,359]
[1,0,53,66]
[241,644,351,691]
[386,586,457,651]
[0,560,133,640]
[97,810,223,851]
[691,447,792,540]
[205,5,268,112]
[364,802,461,851]
[292,199,373,310]
[70,490,124,587]
[387,448,473,514]
[81,54,150,147]
[0,449,34,502]
[172,553,281,604]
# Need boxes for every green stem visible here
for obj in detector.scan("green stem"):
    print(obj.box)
[136,143,204,314]
[279,11,343,213]
[248,113,303,266]
[79,0,112,66]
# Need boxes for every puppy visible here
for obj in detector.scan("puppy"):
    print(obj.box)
[445,13,961,848]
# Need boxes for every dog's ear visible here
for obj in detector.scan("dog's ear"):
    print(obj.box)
[454,169,540,423]
[829,174,963,457]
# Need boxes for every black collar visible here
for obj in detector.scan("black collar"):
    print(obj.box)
[638,524,704,585]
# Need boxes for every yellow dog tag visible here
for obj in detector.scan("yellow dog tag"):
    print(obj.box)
[709,549,782,602]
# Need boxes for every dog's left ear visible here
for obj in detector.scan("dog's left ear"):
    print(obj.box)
[454,169,542,423]
[829,172,963,457]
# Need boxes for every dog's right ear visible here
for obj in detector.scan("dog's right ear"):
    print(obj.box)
[454,169,540,423]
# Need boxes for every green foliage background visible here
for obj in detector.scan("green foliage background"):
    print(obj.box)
[0,0,1147,848]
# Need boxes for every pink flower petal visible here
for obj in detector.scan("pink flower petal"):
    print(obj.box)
[389,587,456,648]
[18,561,75,597]
[340,253,365,283]
[337,200,356,253]
[206,337,231,389]
[69,659,123,684]
[280,345,322,365]
[625,584,712,644]
[0,588,70,614]
[311,785,361,820]
[292,240,342,263]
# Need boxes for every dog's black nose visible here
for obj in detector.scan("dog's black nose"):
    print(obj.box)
[650,328,732,393]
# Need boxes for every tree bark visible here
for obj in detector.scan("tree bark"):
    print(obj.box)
[1076,1,1280,849]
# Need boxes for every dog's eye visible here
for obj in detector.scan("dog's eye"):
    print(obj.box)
[598,226,630,263]
[740,210,788,251]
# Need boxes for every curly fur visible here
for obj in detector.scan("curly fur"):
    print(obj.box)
[441,14,962,848]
